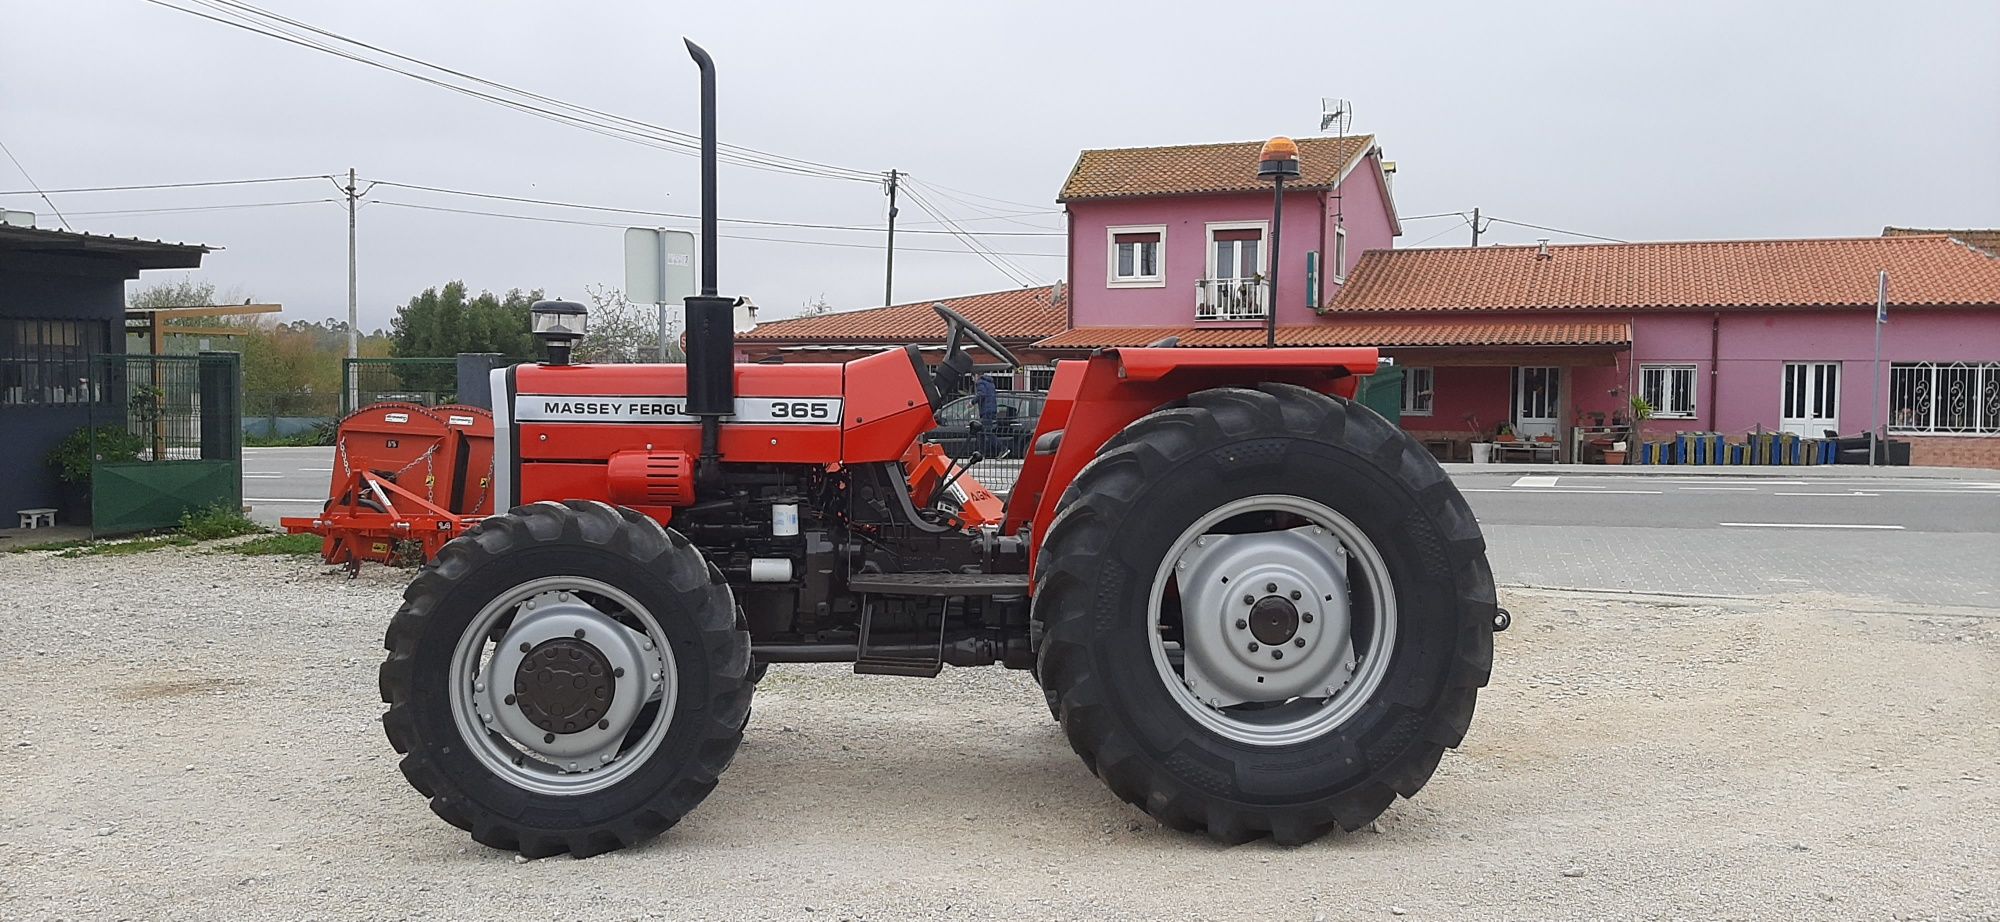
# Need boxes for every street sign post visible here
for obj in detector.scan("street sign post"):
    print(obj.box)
[624,227,698,361]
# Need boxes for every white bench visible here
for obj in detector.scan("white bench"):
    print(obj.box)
[17,508,57,529]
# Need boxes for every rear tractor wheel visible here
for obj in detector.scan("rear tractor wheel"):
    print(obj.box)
[1033,384,1496,844]
[380,500,752,858]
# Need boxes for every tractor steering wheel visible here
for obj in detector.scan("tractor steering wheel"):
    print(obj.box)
[932,303,1021,369]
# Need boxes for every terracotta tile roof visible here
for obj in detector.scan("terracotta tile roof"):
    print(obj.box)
[1330,235,2000,313]
[1059,136,1375,203]
[1035,320,1631,350]
[739,285,1068,343]
[1884,226,2000,257]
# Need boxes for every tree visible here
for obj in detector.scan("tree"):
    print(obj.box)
[129,275,253,327]
[389,281,543,361]
[574,285,681,363]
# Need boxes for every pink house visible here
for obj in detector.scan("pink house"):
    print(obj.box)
[1048,136,1399,335]
[1323,235,2000,468]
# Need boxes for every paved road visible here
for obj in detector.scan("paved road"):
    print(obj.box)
[1455,470,2000,608]
[241,446,338,526]
[247,449,2000,609]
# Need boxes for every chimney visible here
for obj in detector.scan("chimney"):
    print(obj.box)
[1535,239,1551,260]
[1380,160,1396,195]
[1,209,35,228]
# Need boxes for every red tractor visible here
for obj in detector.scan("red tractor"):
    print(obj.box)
[379,42,1499,858]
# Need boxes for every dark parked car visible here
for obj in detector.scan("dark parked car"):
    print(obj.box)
[926,390,1044,459]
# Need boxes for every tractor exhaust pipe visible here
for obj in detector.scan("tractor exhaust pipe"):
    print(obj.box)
[683,39,734,485]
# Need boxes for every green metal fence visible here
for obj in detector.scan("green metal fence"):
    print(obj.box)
[90,352,242,535]
[342,357,460,415]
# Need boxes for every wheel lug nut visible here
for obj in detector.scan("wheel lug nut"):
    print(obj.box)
[1271,649,1284,660]
[613,667,626,678]
[519,642,531,653]
[1235,619,1248,630]
[598,719,610,730]
[1294,637,1306,648]
[1265,583,1277,593]
[574,629,586,639]
[1242,595,1255,606]
[1247,642,1260,653]
[1302,612,1314,623]
[504,693,517,705]
[1289,590,1301,601]
[543,733,555,744]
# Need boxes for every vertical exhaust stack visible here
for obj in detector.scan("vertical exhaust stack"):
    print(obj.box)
[683,39,735,485]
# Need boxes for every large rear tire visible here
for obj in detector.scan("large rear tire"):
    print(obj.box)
[380,500,752,858]
[1033,384,1494,844]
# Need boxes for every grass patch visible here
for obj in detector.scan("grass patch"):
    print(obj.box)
[223,533,323,557]
[179,503,264,541]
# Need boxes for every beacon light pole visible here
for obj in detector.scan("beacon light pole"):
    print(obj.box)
[1257,136,1301,348]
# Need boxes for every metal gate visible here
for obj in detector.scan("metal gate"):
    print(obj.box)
[90,352,242,535]
[342,357,461,415]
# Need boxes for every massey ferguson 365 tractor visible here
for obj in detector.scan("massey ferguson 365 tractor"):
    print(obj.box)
[378,41,1499,858]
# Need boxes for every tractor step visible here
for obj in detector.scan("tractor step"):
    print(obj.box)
[845,572,1030,597]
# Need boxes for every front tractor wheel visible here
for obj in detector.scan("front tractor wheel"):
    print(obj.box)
[379,500,751,858]
[1033,385,1496,845]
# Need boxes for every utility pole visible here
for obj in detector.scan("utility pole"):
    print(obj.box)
[1871,270,1888,466]
[345,167,359,413]
[883,169,900,306]
[1470,206,1481,247]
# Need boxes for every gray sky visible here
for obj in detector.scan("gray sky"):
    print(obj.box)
[4,0,1997,331]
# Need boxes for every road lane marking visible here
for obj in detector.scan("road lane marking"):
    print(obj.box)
[1461,488,1662,494]
[1718,522,1904,530]
[1680,486,1757,491]
[298,467,333,472]
[243,473,285,478]
[1860,488,2000,495]
[243,497,322,504]
[1512,475,1560,488]
[1666,479,1807,485]
[1774,491,1880,497]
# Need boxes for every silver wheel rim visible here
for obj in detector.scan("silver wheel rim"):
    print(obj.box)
[1147,494,1398,747]
[448,576,678,795]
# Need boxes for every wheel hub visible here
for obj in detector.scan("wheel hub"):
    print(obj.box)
[1173,522,1356,709]
[469,590,666,772]
[1248,596,1300,646]
[514,639,616,735]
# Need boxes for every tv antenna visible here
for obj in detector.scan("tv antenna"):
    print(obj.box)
[1319,98,1353,134]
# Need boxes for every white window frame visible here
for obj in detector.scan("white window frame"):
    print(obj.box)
[1400,365,1434,415]
[1205,220,1269,281]
[1105,224,1166,288]
[1639,363,1698,418]
[1332,225,1349,284]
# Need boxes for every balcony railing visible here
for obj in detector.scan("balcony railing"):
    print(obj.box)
[1195,277,1268,321]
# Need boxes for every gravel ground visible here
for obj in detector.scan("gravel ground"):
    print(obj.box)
[1,547,1995,921]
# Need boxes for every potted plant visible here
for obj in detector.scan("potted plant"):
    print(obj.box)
[45,425,147,526]
[1494,422,1517,443]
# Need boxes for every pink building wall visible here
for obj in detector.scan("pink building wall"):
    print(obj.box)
[1629,308,1992,439]
[1377,307,1993,444]
[1068,153,1397,329]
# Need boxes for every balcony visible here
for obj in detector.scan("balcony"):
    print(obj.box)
[1195,277,1268,321]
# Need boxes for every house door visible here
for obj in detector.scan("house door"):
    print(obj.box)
[1514,366,1560,439]
[1781,362,1840,436]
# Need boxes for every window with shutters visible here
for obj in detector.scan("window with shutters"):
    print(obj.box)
[1106,225,1165,287]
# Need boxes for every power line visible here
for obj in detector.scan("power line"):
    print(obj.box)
[59,198,338,217]
[200,0,879,182]
[0,138,72,230]
[1403,215,1472,248]
[367,179,1065,236]
[902,176,1053,213]
[0,174,332,196]
[1482,216,1626,243]
[143,0,880,184]
[898,184,1041,287]
[369,200,1065,258]
[1396,211,1465,222]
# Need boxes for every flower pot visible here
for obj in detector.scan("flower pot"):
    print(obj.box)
[1601,449,1627,465]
